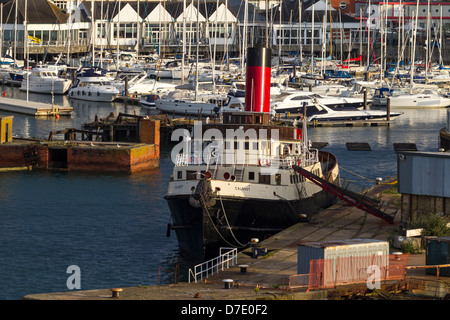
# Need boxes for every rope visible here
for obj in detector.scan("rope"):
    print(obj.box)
[339,166,397,185]
[218,193,246,247]
[200,192,244,248]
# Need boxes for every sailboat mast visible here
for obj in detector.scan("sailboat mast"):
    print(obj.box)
[311,2,314,72]
[439,7,443,66]
[116,0,121,70]
[410,0,420,90]
[136,0,140,58]
[0,4,3,61]
[195,0,199,100]
[25,0,28,102]
[425,0,430,83]
[298,0,302,63]
[91,0,95,67]
[182,0,186,84]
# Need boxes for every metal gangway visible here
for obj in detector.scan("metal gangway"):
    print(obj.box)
[188,247,238,283]
[292,165,395,224]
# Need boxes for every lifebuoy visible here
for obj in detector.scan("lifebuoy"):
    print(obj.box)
[297,159,302,166]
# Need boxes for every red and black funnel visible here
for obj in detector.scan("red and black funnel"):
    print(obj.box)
[245,46,271,113]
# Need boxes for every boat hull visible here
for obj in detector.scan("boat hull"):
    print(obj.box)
[166,157,339,260]
[155,99,218,116]
[68,88,118,102]
[20,79,71,95]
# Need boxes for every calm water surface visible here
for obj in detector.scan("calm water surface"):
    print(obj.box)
[0,85,447,299]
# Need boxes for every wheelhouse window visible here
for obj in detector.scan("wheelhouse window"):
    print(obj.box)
[186,171,197,180]
[259,174,271,184]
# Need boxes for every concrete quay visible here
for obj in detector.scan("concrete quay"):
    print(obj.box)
[22,178,450,300]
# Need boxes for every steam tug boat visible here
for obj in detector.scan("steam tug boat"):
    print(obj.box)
[165,47,340,260]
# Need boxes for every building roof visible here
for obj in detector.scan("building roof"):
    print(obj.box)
[0,0,71,24]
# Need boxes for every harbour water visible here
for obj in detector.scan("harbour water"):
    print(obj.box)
[0,85,448,299]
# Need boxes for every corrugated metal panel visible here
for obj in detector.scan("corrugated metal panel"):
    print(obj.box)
[426,237,450,276]
[297,239,389,275]
[297,244,324,275]
[398,152,450,198]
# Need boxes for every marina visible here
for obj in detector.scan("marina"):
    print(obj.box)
[0,84,448,301]
[0,0,449,304]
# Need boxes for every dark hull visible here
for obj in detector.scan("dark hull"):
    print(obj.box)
[166,187,337,260]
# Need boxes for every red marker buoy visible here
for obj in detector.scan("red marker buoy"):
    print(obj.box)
[245,46,271,113]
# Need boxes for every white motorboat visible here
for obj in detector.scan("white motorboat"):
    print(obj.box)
[113,71,177,96]
[139,95,157,109]
[68,68,119,102]
[306,100,402,122]
[386,91,450,108]
[372,88,450,108]
[271,91,366,114]
[155,90,230,116]
[20,65,72,94]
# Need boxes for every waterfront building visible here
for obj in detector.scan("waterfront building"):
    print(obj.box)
[397,150,450,224]
[2,0,449,63]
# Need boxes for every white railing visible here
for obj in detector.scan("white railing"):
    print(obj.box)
[188,247,238,283]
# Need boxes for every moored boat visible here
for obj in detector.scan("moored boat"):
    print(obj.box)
[164,46,340,260]
[68,68,119,102]
[20,65,72,95]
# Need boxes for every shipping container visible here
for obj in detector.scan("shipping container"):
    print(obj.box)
[297,238,390,276]
[426,237,450,276]
[397,151,450,198]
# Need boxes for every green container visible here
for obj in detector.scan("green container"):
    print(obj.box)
[425,237,450,276]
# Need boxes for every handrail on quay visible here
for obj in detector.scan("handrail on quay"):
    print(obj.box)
[188,247,238,283]
[406,264,450,279]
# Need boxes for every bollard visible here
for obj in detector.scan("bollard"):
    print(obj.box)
[111,288,123,298]
[222,279,234,289]
[239,265,249,274]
